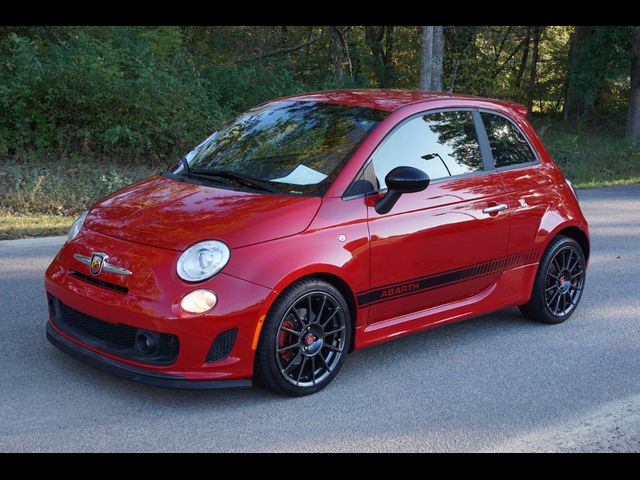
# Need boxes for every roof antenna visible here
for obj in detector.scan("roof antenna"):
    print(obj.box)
[448,60,460,94]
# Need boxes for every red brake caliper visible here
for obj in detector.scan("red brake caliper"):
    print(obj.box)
[278,320,296,362]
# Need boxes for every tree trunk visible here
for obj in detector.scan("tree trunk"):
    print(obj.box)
[365,26,390,87]
[332,26,353,83]
[304,26,314,59]
[280,26,288,45]
[564,26,595,121]
[526,27,541,118]
[626,27,640,143]
[431,26,444,90]
[383,26,395,86]
[384,26,395,67]
[516,28,531,89]
[420,26,434,90]
[332,27,345,82]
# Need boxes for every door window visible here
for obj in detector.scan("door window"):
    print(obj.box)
[370,110,484,190]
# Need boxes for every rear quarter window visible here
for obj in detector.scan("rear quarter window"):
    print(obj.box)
[480,112,537,168]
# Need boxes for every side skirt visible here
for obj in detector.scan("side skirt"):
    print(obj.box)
[353,263,538,350]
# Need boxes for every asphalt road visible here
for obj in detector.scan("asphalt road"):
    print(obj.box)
[1,185,639,452]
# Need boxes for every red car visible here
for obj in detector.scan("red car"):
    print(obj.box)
[45,90,589,396]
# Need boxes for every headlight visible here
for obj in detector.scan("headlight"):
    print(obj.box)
[176,240,230,282]
[180,289,217,314]
[68,210,88,242]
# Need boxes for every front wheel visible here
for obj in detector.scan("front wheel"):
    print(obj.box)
[519,235,586,324]
[254,278,351,396]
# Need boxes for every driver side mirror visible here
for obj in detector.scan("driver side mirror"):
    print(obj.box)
[375,166,430,215]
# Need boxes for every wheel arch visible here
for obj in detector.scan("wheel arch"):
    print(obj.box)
[537,222,590,264]
[554,225,590,262]
[260,268,359,353]
[310,272,358,353]
[518,219,589,304]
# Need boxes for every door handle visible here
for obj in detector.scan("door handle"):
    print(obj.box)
[483,204,508,214]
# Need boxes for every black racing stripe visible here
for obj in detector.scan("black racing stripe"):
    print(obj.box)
[357,269,464,306]
[357,251,519,296]
[356,249,539,307]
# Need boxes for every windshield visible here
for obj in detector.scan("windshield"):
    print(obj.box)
[171,100,389,196]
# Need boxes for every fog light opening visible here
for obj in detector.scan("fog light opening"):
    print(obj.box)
[135,331,158,354]
[181,289,217,314]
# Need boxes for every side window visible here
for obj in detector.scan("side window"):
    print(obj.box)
[371,110,483,189]
[480,112,536,168]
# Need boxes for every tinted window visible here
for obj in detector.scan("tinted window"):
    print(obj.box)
[179,101,388,196]
[371,110,483,189]
[481,112,536,168]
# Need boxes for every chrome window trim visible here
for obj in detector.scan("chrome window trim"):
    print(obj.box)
[495,160,541,173]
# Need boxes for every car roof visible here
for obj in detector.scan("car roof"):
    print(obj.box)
[276,89,527,116]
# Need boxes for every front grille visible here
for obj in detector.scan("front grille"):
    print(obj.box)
[48,295,179,366]
[70,270,128,294]
[59,300,137,347]
[206,328,238,363]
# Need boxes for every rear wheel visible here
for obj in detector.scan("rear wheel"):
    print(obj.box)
[519,235,586,324]
[254,278,351,396]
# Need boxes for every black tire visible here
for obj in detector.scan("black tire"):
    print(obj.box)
[254,278,352,397]
[519,235,586,324]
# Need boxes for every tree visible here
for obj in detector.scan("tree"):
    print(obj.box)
[432,26,444,90]
[564,26,595,120]
[420,26,444,91]
[420,26,433,90]
[364,26,395,87]
[526,26,542,117]
[332,26,353,82]
[627,27,640,143]
[515,28,531,89]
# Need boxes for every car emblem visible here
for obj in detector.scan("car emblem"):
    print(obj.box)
[90,253,107,276]
[304,333,315,346]
[73,252,133,276]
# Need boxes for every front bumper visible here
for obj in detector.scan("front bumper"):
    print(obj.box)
[47,322,251,390]
[44,228,274,386]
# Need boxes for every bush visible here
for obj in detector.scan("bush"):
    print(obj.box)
[0,29,225,161]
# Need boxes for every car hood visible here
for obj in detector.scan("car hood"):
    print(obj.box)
[83,175,322,251]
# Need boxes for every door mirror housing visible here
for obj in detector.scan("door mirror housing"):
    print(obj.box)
[375,166,430,215]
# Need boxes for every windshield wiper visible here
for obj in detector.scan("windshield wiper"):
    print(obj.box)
[177,159,233,187]
[190,169,280,194]
[181,157,192,177]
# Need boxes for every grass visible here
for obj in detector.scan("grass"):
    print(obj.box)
[0,157,163,217]
[534,117,640,189]
[1,120,639,240]
[0,157,163,240]
[0,213,74,240]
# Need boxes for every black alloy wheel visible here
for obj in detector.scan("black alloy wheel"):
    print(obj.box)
[520,235,586,324]
[254,279,351,396]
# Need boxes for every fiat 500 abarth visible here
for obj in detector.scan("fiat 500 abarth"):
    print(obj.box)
[45,89,589,396]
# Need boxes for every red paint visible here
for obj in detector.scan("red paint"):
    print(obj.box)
[44,90,589,386]
[84,176,321,250]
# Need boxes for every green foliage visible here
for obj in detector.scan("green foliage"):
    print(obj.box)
[569,26,632,113]
[204,63,307,114]
[0,25,638,233]
[0,28,223,160]
[535,117,640,188]
[0,25,637,171]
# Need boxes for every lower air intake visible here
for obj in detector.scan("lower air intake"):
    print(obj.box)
[206,328,238,363]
